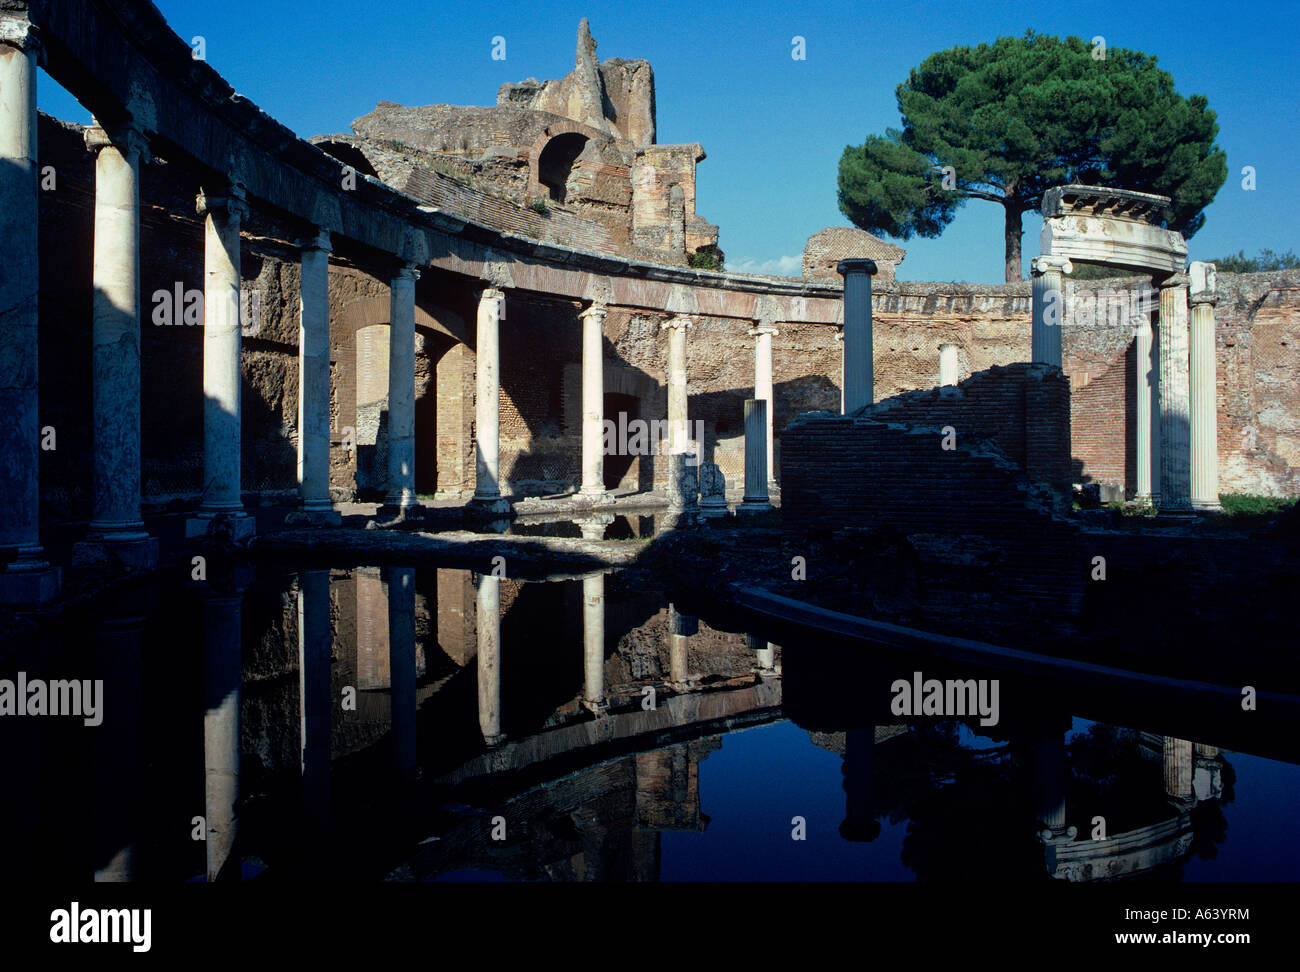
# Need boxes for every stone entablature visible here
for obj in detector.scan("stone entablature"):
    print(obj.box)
[1040,184,1188,274]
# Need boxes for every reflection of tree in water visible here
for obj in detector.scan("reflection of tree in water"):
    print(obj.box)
[873,724,1048,881]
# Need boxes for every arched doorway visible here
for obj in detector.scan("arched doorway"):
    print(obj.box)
[537,132,589,203]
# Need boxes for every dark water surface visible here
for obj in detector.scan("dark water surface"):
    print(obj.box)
[2,562,1295,882]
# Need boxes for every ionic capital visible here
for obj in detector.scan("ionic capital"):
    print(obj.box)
[84,120,151,163]
[661,315,693,332]
[0,17,42,56]
[300,229,332,254]
[196,184,250,222]
[394,262,421,282]
[1158,271,1190,291]
[837,258,878,277]
[1031,255,1073,276]
[477,286,504,303]
[833,328,844,342]
[749,323,780,338]
[580,301,607,322]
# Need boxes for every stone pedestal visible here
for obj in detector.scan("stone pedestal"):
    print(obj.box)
[0,17,60,603]
[1188,262,1220,511]
[187,185,253,541]
[472,288,511,514]
[1158,273,1192,512]
[837,259,877,413]
[750,322,778,492]
[1135,307,1159,504]
[939,342,959,387]
[580,303,607,500]
[697,460,729,517]
[1031,256,1071,368]
[296,232,341,525]
[384,264,420,512]
[739,399,772,514]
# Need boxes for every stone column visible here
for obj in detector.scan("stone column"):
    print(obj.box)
[1189,262,1220,511]
[740,399,772,514]
[0,16,59,603]
[1158,272,1192,512]
[834,329,845,413]
[746,632,777,677]
[385,263,419,511]
[188,184,253,540]
[297,568,332,825]
[294,232,341,524]
[385,565,418,776]
[582,570,607,712]
[580,302,606,500]
[837,259,877,412]
[939,342,959,386]
[1030,255,1072,368]
[203,581,246,881]
[1135,302,1159,504]
[750,322,778,491]
[661,315,693,511]
[667,603,699,692]
[81,121,157,567]
[472,288,510,513]
[476,572,503,746]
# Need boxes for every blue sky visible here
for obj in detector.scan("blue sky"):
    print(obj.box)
[38,0,1298,282]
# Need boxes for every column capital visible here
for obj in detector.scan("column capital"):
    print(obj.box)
[749,323,780,338]
[1189,261,1217,305]
[196,184,249,222]
[837,258,878,277]
[84,119,151,163]
[661,314,693,331]
[1159,271,1190,290]
[834,328,844,342]
[579,301,607,322]
[477,286,504,301]
[1031,255,1073,276]
[393,262,420,282]
[0,17,42,56]
[300,229,332,254]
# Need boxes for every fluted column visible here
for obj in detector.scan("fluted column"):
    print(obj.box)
[84,120,154,562]
[0,17,59,603]
[1031,255,1071,368]
[580,303,606,499]
[1135,301,1159,504]
[750,322,778,490]
[1158,272,1192,512]
[189,184,253,539]
[295,231,340,523]
[1163,736,1193,801]
[661,315,693,511]
[1189,262,1220,511]
[837,259,877,412]
[939,342,959,386]
[582,570,606,712]
[476,572,503,746]
[385,263,419,510]
[740,399,772,514]
[472,288,509,512]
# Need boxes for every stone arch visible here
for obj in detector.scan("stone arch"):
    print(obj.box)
[527,121,606,201]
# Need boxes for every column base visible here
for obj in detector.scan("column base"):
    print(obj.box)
[283,508,343,527]
[582,698,610,715]
[0,566,61,606]
[469,495,512,515]
[71,536,159,570]
[738,498,774,515]
[576,487,613,507]
[186,513,256,542]
[698,498,730,518]
[1191,498,1222,512]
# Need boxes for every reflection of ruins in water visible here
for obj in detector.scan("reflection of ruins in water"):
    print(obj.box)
[0,559,1270,882]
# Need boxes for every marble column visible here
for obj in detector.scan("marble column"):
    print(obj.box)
[188,184,253,540]
[580,303,606,500]
[297,568,332,824]
[472,288,510,512]
[385,566,418,776]
[1189,262,1220,511]
[1135,301,1159,504]
[0,17,59,603]
[750,322,778,491]
[476,572,503,746]
[82,121,157,566]
[1030,255,1071,368]
[740,399,772,513]
[582,570,607,712]
[385,263,419,511]
[661,315,693,511]
[295,232,341,524]
[1158,272,1192,512]
[837,259,877,412]
[939,342,959,387]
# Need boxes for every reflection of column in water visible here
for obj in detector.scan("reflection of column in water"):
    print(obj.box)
[297,569,332,824]
[583,572,606,712]
[204,588,244,882]
[1192,741,1222,802]
[385,566,418,776]
[1032,729,1074,840]
[668,604,697,690]
[839,727,881,842]
[1163,736,1193,801]
[746,633,777,677]
[476,573,503,746]
[92,610,146,881]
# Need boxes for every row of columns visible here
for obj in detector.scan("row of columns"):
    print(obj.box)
[1030,257,1220,511]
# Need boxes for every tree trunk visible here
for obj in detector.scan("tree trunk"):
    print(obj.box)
[1004,203,1023,283]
